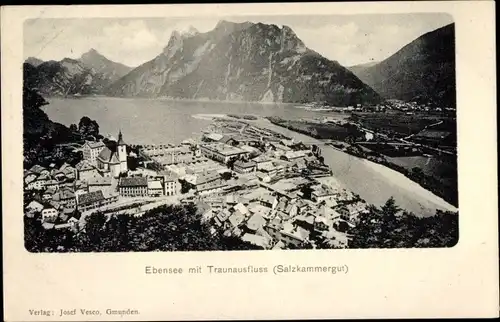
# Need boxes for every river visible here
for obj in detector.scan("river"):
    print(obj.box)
[42,97,457,217]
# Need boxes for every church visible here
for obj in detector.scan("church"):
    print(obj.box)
[96,131,128,178]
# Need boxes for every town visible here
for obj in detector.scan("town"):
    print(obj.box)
[23,116,371,250]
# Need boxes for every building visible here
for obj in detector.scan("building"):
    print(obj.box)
[25,200,44,215]
[147,180,164,197]
[164,176,180,196]
[97,131,128,178]
[87,177,113,193]
[199,143,248,164]
[29,165,50,177]
[194,171,227,194]
[76,160,102,182]
[281,150,307,162]
[156,171,181,196]
[24,171,38,186]
[252,156,274,170]
[52,188,77,208]
[82,141,106,165]
[233,160,256,174]
[77,190,118,212]
[27,176,47,190]
[41,207,58,222]
[311,185,337,203]
[119,177,148,197]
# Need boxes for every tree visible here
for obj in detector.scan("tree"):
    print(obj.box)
[78,116,99,138]
[348,198,458,249]
[300,184,314,200]
[380,197,401,217]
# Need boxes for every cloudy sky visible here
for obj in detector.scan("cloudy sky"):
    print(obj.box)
[24,13,453,68]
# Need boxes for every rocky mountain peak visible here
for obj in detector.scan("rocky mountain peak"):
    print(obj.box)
[163,30,185,58]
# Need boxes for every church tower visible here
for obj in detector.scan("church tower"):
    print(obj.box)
[117,130,128,173]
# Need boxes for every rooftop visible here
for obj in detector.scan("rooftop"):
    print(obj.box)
[85,141,105,149]
[87,177,112,186]
[98,147,120,164]
[78,190,105,205]
[76,160,95,172]
[147,180,163,190]
[119,176,148,187]
[234,160,256,168]
[201,142,247,156]
[241,233,270,248]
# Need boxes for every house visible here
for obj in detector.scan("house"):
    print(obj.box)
[294,214,315,231]
[27,175,48,190]
[25,200,44,215]
[42,187,57,201]
[52,188,76,208]
[57,163,76,181]
[87,177,113,193]
[241,233,271,249]
[233,160,256,174]
[314,216,330,231]
[148,180,164,197]
[77,190,118,212]
[199,142,248,164]
[213,208,232,228]
[41,207,58,222]
[29,165,50,177]
[203,133,224,142]
[119,176,148,197]
[281,150,307,162]
[311,185,337,203]
[158,172,180,196]
[245,213,266,234]
[82,140,106,165]
[24,171,38,185]
[264,217,283,241]
[43,179,60,191]
[252,156,274,170]
[227,210,246,231]
[194,171,227,194]
[280,224,310,248]
[76,160,102,182]
[257,193,276,208]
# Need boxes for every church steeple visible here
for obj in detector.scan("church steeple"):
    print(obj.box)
[117,130,125,145]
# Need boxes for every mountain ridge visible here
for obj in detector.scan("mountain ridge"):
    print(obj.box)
[23,49,133,96]
[348,23,455,108]
[105,20,381,106]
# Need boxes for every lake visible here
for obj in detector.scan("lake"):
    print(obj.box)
[42,97,457,216]
[42,97,346,145]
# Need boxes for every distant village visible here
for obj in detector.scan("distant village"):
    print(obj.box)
[24,117,370,250]
[305,99,456,115]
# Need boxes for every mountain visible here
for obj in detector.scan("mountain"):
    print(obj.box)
[106,20,380,106]
[23,58,110,96]
[79,48,132,83]
[23,50,132,96]
[348,23,455,108]
[25,57,44,67]
[348,61,379,75]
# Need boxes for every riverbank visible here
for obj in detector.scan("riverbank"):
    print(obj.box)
[248,117,457,217]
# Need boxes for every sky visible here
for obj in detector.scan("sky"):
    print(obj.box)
[24,13,453,68]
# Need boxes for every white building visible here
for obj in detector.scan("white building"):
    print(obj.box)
[82,141,106,166]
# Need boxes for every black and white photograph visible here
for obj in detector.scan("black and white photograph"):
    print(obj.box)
[22,13,459,252]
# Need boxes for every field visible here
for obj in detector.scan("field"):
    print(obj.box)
[349,111,455,138]
[358,142,422,157]
[267,117,364,141]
